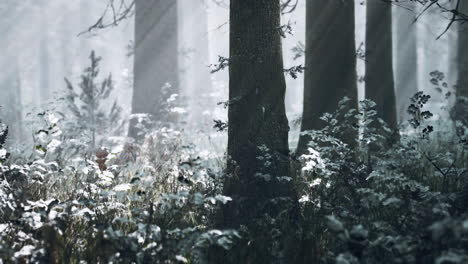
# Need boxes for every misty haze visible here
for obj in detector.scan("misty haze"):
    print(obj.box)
[0,0,467,263]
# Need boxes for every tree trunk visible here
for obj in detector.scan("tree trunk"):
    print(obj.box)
[39,1,50,104]
[60,2,73,81]
[296,0,358,155]
[365,0,398,133]
[454,0,468,125]
[394,3,418,124]
[220,0,299,263]
[0,63,22,142]
[129,0,179,139]
[180,0,213,130]
[0,2,23,142]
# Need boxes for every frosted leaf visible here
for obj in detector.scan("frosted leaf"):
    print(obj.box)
[75,208,95,217]
[217,236,233,250]
[143,242,158,251]
[175,255,188,263]
[97,171,114,186]
[113,183,131,192]
[0,224,8,233]
[277,176,292,182]
[14,245,36,258]
[81,167,89,174]
[17,231,31,241]
[22,212,43,229]
[170,107,187,114]
[299,195,310,203]
[326,215,344,232]
[47,113,60,124]
[0,149,6,159]
[301,147,324,171]
[382,197,402,206]
[48,210,58,221]
[36,131,49,144]
[208,230,223,236]
[47,139,62,152]
[167,93,178,102]
[310,178,322,187]
[130,113,151,123]
[214,195,232,204]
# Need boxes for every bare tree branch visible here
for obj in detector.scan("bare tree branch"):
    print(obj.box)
[281,0,299,14]
[79,0,135,36]
[387,0,468,39]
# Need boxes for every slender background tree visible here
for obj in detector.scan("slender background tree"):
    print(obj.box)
[129,0,179,139]
[455,0,468,125]
[365,0,398,135]
[180,0,214,130]
[39,0,50,104]
[0,1,24,141]
[297,0,358,154]
[394,2,418,123]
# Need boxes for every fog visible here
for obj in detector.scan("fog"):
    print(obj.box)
[0,0,459,148]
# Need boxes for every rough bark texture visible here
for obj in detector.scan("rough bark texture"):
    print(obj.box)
[220,0,299,263]
[129,0,179,139]
[394,3,418,123]
[365,0,398,133]
[297,0,358,155]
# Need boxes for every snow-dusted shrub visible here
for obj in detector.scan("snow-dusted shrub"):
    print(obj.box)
[0,114,238,263]
[298,94,468,264]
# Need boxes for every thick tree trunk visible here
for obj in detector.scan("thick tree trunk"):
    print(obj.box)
[220,0,299,263]
[394,3,418,124]
[365,0,398,133]
[296,0,358,155]
[129,0,179,139]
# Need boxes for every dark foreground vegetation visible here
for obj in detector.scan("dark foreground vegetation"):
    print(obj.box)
[1,83,468,263]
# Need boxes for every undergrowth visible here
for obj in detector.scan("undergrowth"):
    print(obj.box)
[1,65,468,263]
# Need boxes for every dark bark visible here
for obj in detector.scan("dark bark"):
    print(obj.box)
[394,3,418,124]
[365,0,398,133]
[219,0,299,263]
[129,0,179,139]
[296,0,358,155]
